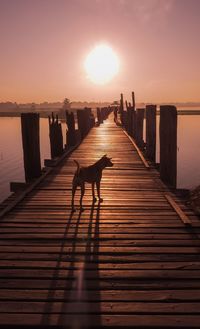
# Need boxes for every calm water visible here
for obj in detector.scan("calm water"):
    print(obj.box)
[0,114,200,203]
[0,117,66,203]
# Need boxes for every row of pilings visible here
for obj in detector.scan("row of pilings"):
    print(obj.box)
[16,96,177,191]
[118,92,177,189]
[20,107,112,183]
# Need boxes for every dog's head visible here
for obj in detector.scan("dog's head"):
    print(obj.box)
[101,154,113,168]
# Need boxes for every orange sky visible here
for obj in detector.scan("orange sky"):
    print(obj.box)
[0,0,200,103]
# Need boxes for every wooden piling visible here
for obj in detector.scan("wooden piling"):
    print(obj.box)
[132,91,135,109]
[145,105,156,162]
[77,110,85,139]
[97,107,102,124]
[120,93,124,125]
[127,106,132,135]
[160,105,177,188]
[48,113,63,159]
[135,108,145,149]
[66,111,76,147]
[84,107,95,129]
[77,108,91,139]
[21,113,41,182]
[131,91,136,138]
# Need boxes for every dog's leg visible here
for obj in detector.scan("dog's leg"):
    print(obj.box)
[96,180,103,203]
[92,183,97,203]
[80,183,85,211]
[71,183,77,212]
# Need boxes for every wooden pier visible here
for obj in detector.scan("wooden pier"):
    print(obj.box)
[0,115,200,328]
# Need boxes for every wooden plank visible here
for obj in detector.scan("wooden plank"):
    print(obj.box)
[165,194,192,226]
[122,130,150,168]
[0,314,200,328]
[0,143,80,219]
[1,289,200,302]
[0,114,198,329]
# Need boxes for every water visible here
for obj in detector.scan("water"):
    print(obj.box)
[0,114,200,203]
[153,114,200,189]
[0,117,66,203]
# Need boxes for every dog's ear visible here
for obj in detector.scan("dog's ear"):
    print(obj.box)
[103,154,107,158]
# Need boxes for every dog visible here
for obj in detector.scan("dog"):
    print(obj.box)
[71,155,113,212]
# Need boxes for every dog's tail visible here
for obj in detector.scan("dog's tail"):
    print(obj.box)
[74,160,80,173]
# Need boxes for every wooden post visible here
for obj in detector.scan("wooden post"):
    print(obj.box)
[77,110,85,139]
[48,113,63,158]
[146,105,156,162]
[120,93,124,125]
[123,111,128,132]
[97,107,102,125]
[131,91,136,138]
[84,107,95,130]
[77,108,91,139]
[66,111,76,147]
[135,108,145,149]
[130,108,136,138]
[132,91,135,109]
[127,106,132,135]
[21,113,41,182]
[160,105,177,188]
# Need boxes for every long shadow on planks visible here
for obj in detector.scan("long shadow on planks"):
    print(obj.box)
[41,202,102,327]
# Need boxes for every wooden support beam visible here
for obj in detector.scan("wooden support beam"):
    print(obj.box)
[21,113,41,182]
[146,105,157,163]
[123,130,150,169]
[66,110,76,147]
[132,91,135,109]
[48,113,63,159]
[127,106,133,136]
[165,194,192,226]
[10,182,27,193]
[160,105,177,188]
[120,93,124,125]
[97,107,102,124]
[135,108,145,149]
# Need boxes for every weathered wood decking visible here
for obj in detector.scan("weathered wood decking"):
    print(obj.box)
[0,116,200,328]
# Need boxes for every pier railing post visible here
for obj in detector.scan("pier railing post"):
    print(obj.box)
[145,105,156,162]
[97,107,102,124]
[135,108,145,149]
[131,92,136,138]
[66,110,76,147]
[127,105,132,135]
[160,105,177,188]
[77,109,85,140]
[21,113,41,182]
[84,107,95,130]
[132,91,135,110]
[48,113,63,159]
[120,93,124,125]
[77,108,92,140]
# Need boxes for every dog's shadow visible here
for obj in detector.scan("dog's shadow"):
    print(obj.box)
[41,201,102,327]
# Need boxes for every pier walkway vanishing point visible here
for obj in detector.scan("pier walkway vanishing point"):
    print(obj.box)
[0,115,200,328]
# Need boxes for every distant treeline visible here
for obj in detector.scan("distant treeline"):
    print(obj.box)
[0,101,111,112]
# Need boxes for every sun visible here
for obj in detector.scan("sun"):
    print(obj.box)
[84,44,120,85]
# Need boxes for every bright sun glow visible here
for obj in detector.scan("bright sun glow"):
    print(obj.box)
[84,44,120,85]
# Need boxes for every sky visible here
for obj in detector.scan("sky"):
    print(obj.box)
[0,0,200,103]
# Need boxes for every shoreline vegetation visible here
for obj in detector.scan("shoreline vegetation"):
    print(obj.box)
[1,109,200,118]
[1,101,200,118]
